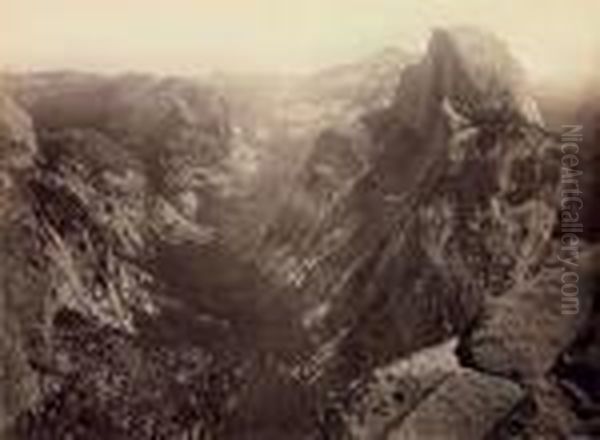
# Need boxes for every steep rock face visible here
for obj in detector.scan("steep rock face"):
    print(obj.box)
[31,128,155,331]
[576,88,600,243]
[312,30,596,440]
[0,94,43,435]
[393,28,541,129]
[0,97,175,437]
[517,78,600,438]
[458,243,590,381]
[216,50,413,260]
[8,74,248,335]
[11,73,233,233]
[274,28,562,390]
[253,49,413,309]
[1,78,247,437]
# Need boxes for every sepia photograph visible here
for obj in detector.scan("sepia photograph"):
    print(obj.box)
[1,1,599,438]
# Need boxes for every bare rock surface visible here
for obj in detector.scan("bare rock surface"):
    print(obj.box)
[386,368,524,440]
[458,247,591,380]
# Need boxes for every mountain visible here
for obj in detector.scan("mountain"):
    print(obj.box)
[255,27,575,438]
[0,28,594,439]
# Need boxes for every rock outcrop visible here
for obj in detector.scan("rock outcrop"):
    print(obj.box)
[387,369,524,440]
[280,27,561,386]
[284,27,568,439]
[0,93,43,436]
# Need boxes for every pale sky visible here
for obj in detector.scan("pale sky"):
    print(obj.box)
[2,0,599,85]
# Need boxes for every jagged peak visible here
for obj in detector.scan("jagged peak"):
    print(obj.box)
[393,27,543,132]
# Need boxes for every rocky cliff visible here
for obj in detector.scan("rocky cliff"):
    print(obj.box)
[0,28,594,439]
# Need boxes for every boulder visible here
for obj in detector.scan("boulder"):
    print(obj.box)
[387,368,524,440]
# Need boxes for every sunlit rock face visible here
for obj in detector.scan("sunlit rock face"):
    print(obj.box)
[31,128,155,331]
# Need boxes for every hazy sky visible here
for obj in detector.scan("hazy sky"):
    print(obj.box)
[2,0,599,85]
